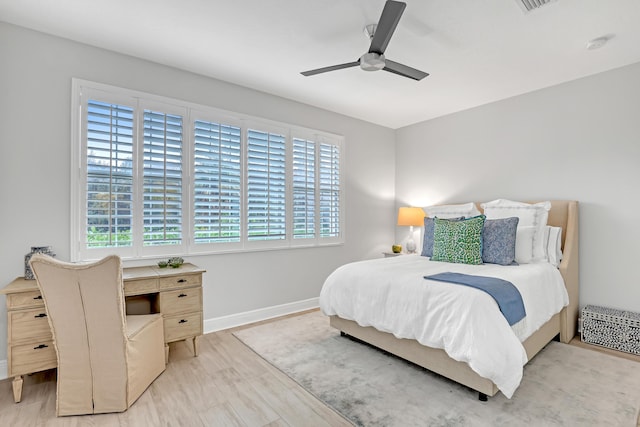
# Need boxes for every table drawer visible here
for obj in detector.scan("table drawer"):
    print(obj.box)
[7,290,45,310]
[159,287,202,316]
[164,312,202,343]
[8,308,52,344]
[9,340,57,376]
[124,278,158,296]
[159,274,201,290]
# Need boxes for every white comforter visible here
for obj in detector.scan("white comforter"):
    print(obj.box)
[319,255,569,398]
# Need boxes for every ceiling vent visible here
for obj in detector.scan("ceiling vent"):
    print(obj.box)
[515,0,557,13]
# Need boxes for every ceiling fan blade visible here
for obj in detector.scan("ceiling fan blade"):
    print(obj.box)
[369,1,406,54]
[301,61,360,77]
[383,59,429,81]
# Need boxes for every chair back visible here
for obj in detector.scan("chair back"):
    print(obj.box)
[30,254,129,415]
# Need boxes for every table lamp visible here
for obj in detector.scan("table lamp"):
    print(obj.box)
[397,207,425,253]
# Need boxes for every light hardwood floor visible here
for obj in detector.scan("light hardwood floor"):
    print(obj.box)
[3,311,638,427]
[0,312,352,427]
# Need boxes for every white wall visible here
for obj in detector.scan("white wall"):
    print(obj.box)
[396,61,640,313]
[0,23,396,368]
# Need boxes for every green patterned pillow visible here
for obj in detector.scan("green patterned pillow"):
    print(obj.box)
[432,215,485,265]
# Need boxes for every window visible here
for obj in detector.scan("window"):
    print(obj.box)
[319,142,341,238]
[142,110,184,246]
[71,80,344,260]
[85,100,134,249]
[247,129,286,243]
[193,119,242,245]
[292,138,316,240]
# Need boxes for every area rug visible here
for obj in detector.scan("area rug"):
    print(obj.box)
[234,311,640,427]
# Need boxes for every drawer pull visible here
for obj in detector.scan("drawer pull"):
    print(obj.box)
[177,279,187,283]
[178,293,187,298]
[179,319,188,324]
[33,295,43,300]
[34,344,49,350]
[34,313,48,318]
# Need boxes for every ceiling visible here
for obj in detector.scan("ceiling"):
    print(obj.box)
[2,0,640,129]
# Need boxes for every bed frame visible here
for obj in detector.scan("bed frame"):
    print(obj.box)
[330,200,579,400]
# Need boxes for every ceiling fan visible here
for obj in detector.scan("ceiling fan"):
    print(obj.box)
[301,0,429,81]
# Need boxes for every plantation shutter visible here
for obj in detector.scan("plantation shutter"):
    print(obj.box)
[319,142,341,238]
[85,100,134,248]
[292,138,316,239]
[74,80,344,260]
[143,110,183,246]
[246,129,286,241]
[193,120,242,244]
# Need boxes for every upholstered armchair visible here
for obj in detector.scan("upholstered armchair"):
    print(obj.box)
[29,254,166,416]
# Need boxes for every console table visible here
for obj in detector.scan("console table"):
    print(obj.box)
[1,262,205,403]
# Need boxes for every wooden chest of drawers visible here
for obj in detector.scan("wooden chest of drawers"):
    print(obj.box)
[6,293,56,378]
[1,262,205,403]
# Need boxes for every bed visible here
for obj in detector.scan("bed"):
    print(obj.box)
[320,200,579,399]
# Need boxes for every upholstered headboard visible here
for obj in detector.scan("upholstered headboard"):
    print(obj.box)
[475,200,579,342]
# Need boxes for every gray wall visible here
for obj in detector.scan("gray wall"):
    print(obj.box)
[0,23,396,367]
[396,61,640,313]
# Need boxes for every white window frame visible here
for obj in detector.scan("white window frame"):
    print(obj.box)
[315,134,344,246]
[289,128,344,248]
[290,133,317,247]
[243,121,290,251]
[188,108,244,254]
[73,86,138,261]
[71,79,344,261]
[138,99,189,257]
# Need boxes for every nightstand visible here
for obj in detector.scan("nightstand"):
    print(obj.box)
[383,252,404,258]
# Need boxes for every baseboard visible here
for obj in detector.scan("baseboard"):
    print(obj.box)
[0,359,7,381]
[204,297,319,333]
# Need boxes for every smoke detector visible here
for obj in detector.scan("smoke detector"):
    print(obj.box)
[586,36,612,50]
[514,0,557,13]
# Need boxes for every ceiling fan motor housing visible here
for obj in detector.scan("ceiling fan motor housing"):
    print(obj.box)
[360,53,386,71]
[301,1,428,80]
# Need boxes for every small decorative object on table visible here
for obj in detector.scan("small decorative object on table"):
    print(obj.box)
[392,244,402,254]
[168,257,184,268]
[157,257,184,268]
[24,246,55,280]
[581,305,640,355]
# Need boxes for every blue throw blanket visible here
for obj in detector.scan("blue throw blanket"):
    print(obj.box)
[424,272,526,325]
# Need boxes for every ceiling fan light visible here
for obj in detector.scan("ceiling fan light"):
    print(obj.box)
[360,53,386,71]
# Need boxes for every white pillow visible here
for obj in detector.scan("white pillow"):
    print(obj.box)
[481,199,551,262]
[515,226,536,264]
[424,202,481,219]
[546,226,563,267]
